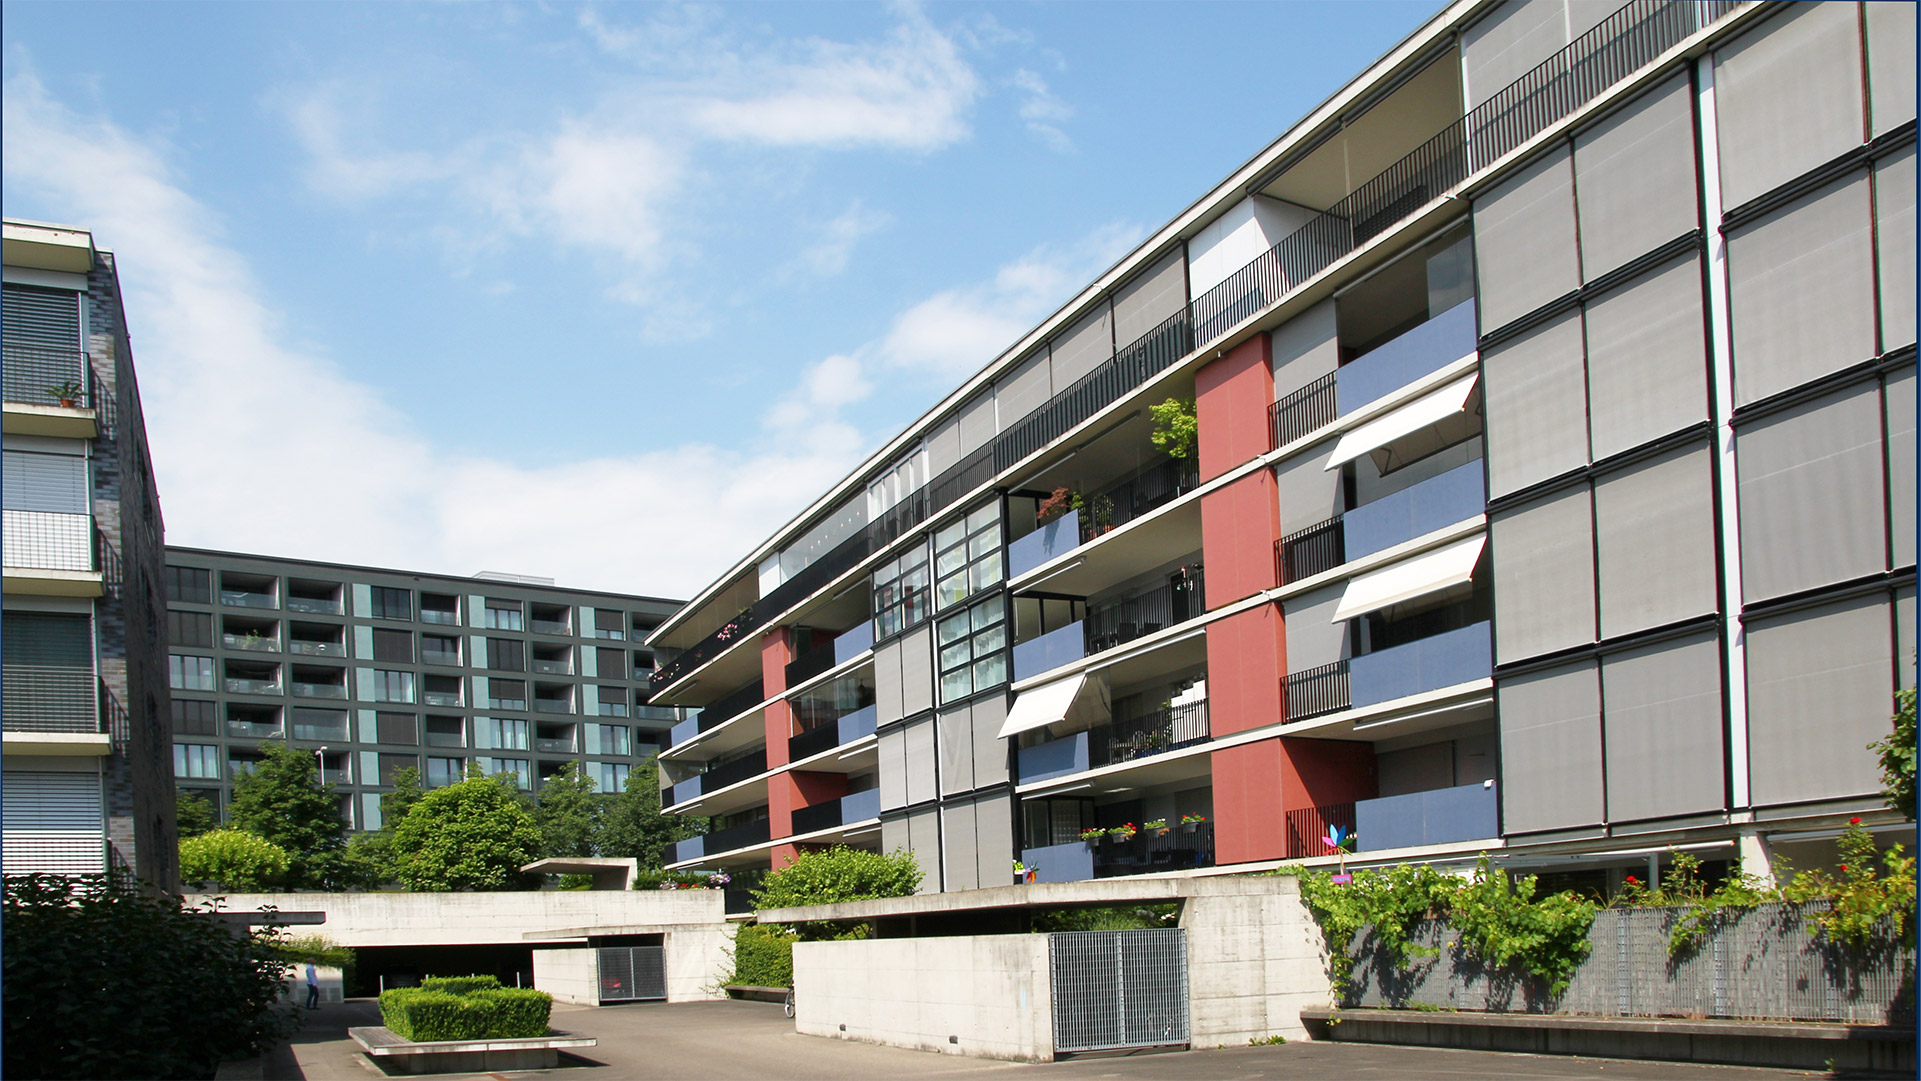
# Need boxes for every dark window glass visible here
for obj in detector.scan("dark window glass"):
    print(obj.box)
[487,638,525,672]
[378,753,418,785]
[372,628,414,663]
[597,646,627,680]
[165,566,211,604]
[167,610,212,648]
[370,586,412,621]
[376,711,418,745]
[170,698,217,736]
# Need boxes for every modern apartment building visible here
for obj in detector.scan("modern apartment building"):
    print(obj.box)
[647,0,1915,894]
[3,219,175,888]
[161,548,684,829]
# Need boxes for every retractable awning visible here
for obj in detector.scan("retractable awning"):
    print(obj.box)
[997,672,1111,740]
[1324,375,1480,473]
[1333,534,1486,621]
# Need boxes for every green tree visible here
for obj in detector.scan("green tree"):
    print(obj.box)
[1871,679,1917,822]
[175,790,217,839]
[599,758,702,869]
[535,762,602,859]
[179,829,292,892]
[1149,397,1199,459]
[342,767,429,887]
[4,872,294,1079]
[390,771,542,891]
[751,846,922,910]
[227,740,350,890]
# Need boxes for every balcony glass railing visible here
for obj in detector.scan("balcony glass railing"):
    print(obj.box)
[224,678,282,695]
[1349,621,1492,710]
[220,590,278,610]
[1013,622,1085,683]
[1342,461,1486,563]
[422,650,461,667]
[290,682,347,699]
[1355,781,1498,852]
[285,597,342,615]
[788,704,878,761]
[222,634,280,653]
[530,618,570,635]
[420,609,460,626]
[1335,299,1478,416]
[697,817,772,858]
[533,737,575,754]
[701,749,768,795]
[832,621,875,667]
[320,768,352,785]
[286,640,345,657]
[421,691,462,707]
[669,716,700,749]
[531,659,571,675]
[791,788,882,835]
[225,720,282,740]
[293,724,349,742]
[1009,509,1082,580]
[425,731,466,749]
[598,702,629,717]
[533,699,573,715]
[1021,820,1216,884]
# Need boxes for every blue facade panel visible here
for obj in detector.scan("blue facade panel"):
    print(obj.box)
[1008,510,1082,580]
[1021,840,1095,884]
[1355,781,1499,852]
[1349,622,1492,709]
[1343,461,1486,561]
[1012,622,1086,683]
[1336,299,1478,416]
[1017,730,1091,785]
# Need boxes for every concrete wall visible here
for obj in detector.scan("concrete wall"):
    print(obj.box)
[794,935,1054,1062]
[1181,882,1331,1044]
[532,948,599,1006]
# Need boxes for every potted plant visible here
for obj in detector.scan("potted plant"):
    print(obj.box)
[1110,822,1138,843]
[1078,826,1107,845]
[1180,813,1206,833]
[45,380,83,408]
[1145,818,1169,837]
[1036,487,1075,525]
[1141,729,1171,754]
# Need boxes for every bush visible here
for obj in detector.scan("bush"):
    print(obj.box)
[4,873,295,1079]
[379,985,552,1041]
[418,974,501,995]
[179,828,292,891]
[751,846,921,910]
[728,923,797,987]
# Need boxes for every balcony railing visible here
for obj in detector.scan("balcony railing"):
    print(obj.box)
[293,723,349,742]
[694,817,772,860]
[1349,622,1493,710]
[1084,570,1205,655]
[225,678,282,695]
[791,788,882,835]
[533,699,573,715]
[785,619,877,688]
[1013,621,1086,683]
[787,704,878,762]
[286,640,345,657]
[223,633,280,653]
[285,596,342,615]
[832,621,875,667]
[694,680,766,733]
[421,691,462,707]
[225,720,282,740]
[2,510,94,573]
[531,659,571,675]
[1284,660,1351,723]
[703,751,769,794]
[1094,819,1215,877]
[290,682,347,699]
[1342,461,1486,563]
[650,606,762,693]
[1276,518,1345,586]
[1284,802,1357,860]
[3,344,92,409]
[1,665,97,733]
[420,608,460,626]
[1018,700,1211,785]
[422,649,461,667]
[533,736,575,754]
[1355,781,1499,852]
[530,618,570,635]
[1009,509,1082,580]
[220,590,277,610]
[425,731,467,749]
[1270,372,1338,452]
[1075,456,1199,544]
[1336,299,1478,416]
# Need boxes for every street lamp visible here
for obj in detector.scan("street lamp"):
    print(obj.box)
[316,745,327,780]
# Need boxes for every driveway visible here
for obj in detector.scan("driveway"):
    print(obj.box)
[247,998,1829,1081]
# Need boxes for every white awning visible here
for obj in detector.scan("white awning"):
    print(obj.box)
[1333,534,1486,621]
[1324,375,1480,472]
[997,672,1110,740]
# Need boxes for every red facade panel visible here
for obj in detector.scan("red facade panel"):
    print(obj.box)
[1212,740,1287,863]
[1203,604,1287,736]
[1200,472,1281,608]
[1195,332,1275,482]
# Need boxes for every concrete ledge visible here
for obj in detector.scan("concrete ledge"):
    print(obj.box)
[349,1027,596,1075]
[758,872,1293,924]
[1300,1007,1915,1074]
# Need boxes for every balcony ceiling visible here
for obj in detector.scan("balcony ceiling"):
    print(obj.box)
[670,772,767,819]
[663,705,766,763]
[652,570,758,651]
[653,632,761,708]
[1090,627,1208,699]
[786,735,877,774]
[1014,498,1201,600]
[1260,53,1463,212]
[1023,739,1213,801]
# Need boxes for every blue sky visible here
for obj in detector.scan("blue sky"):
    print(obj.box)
[3,1,1433,598]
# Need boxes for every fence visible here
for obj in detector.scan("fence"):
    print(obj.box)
[1050,929,1190,1053]
[1342,902,1913,1024]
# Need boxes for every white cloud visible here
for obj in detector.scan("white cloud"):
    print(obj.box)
[1010,69,1074,153]
[285,85,454,201]
[786,200,890,278]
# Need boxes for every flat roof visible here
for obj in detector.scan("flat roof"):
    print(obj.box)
[164,544,684,607]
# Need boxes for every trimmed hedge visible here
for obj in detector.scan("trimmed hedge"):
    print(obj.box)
[729,923,796,988]
[379,986,553,1041]
[417,975,502,996]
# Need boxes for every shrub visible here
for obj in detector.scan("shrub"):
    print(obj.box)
[379,985,551,1041]
[728,923,797,987]
[751,846,921,911]
[179,828,292,891]
[418,974,501,995]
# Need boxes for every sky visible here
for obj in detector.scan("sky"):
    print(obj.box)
[2,1,1434,600]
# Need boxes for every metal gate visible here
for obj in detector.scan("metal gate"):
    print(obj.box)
[1048,928,1188,1053]
[596,944,665,1003]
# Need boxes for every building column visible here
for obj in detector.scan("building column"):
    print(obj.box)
[762,629,801,866]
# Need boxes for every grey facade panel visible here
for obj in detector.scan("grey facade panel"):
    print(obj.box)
[1462,0,1569,110]
[1283,584,1347,673]
[1482,310,1587,500]
[1601,632,1726,822]
[941,801,979,891]
[938,704,975,797]
[1573,73,1699,282]
[906,808,941,893]
[1111,251,1186,348]
[970,694,1010,788]
[1736,383,1887,603]
[1746,594,1894,807]
[1049,303,1114,391]
[1867,0,1917,138]
[1473,144,1581,331]
[877,725,907,812]
[1274,453,1343,537]
[1270,299,1339,400]
[926,412,963,479]
[973,789,1013,889]
[1497,660,1604,833]
[958,392,997,459]
[1727,173,1877,407]
[1898,586,1916,692]
[1890,366,1917,570]
[1593,441,1718,640]
[903,715,937,807]
[994,351,1053,431]
[898,625,934,718]
[880,814,910,859]
[1492,485,1596,664]
[1713,2,1866,209]
[873,636,905,726]
[1876,145,1916,351]
[1583,254,1710,460]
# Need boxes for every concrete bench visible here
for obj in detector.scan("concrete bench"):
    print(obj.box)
[723,984,790,1004]
[349,1026,597,1075]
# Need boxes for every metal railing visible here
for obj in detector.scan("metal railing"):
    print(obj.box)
[1276,518,1345,586]
[1270,372,1338,451]
[1090,820,1217,876]
[1284,802,1356,860]
[1084,568,1205,656]
[2,665,98,732]
[1088,700,1211,770]
[1284,659,1351,722]
[649,605,761,693]
[2,344,92,408]
[699,749,769,794]
[994,310,1196,477]
[698,817,772,857]
[286,640,345,657]
[223,633,280,653]
[1076,456,1199,543]
[694,679,765,732]
[2,510,96,574]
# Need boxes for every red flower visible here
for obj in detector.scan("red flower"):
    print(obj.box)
[1850,817,1862,825]
[1624,875,1638,884]
[1839,865,1849,872]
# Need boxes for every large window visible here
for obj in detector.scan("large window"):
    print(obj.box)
[167,610,212,648]
[425,756,464,788]
[174,743,220,779]
[936,596,1008,703]
[376,711,418,745]
[486,638,525,672]
[487,679,527,710]
[596,686,628,717]
[872,540,932,640]
[587,723,631,756]
[588,761,631,794]
[370,586,412,621]
[478,716,530,750]
[370,669,415,704]
[484,600,524,631]
[171,698,217,736]
[934,502,1002,610]
[169,654,215,692]
[165,566,211,604]
[593,609,626,640]
[372,629,414,663]
[485,757,531,789]
[421,634,460,666]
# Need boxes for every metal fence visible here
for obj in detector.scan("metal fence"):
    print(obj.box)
[1270,372,1339,450]
[2,510,95,573]
[1284,802,1356,860]
[2,344,91,408]
[1284,659,1351,723]
[1277,517,1345,586]
[1049,929,1190,1053]
[2,665,99,733]
[597,944,666,1003]
[1343,903,1913,1024]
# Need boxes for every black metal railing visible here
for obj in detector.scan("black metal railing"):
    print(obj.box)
[1284,660,1351,723]
[1092,820,1216,876]
[868,489,929,549]
[98,679,130,744]
[700,749,768,795]
[650,606,761,693]
[756,529,872,628]
[2,665,98,733]
[695,679,765,732]
[1269,372,1338,451]
[1075,455,1200,543]
[790,798,844,836]
[1084,701,1211,771]
[1277,518,1345,586]
[1284,802,1356,860]
[994,310,1196,477]
[1084,568,1205,656]
[699,816,772,856]
[784,635,841,688]
[2,344,91,409]
[929,444,997,516]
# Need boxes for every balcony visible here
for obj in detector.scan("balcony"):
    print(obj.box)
[787,704,878,762]
[1021,821,1216,884]
[421,690,462,708]
[699,749,768,796]
[1285,660,1351,723]
[286,640,345,658]
[1355,781,1498,853]
[285,596,342,615]
[533,736,575,754]
[790,788,882,835]
[530,618,569,636]
[531,658,572,675]
[1342,461,1486,563]
[678,817,772,862]
[320,767,352,786]
[1009,509,1082,580]
[832,621,875,667]
[1017,700,1210,785]
[694,680,766,733]
[224,678,282,696]
[421,608,459,626]
[3,510,94,573]
[1013,571,1206,684]
[225,720,282,740]
[1271,372,1338,451]
[422,648,461,668]
[1349,621,1492,710]
[223,632,280,654]
[533,698,573,715]
[293,721,349,742]
[1336,299,1477,416]
[2,666,97,733]
[1013,621,1085,683]
[220,589,277,610]
[290,682,347,700]
[1276,518,1345,587]
[3,345,97,437]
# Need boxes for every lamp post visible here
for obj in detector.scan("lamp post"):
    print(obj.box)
[316,745,327,781]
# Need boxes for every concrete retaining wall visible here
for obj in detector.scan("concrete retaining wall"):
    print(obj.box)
[531,948,599,1006]
[1182,884,1331,1044]
[794,935,1054,1062]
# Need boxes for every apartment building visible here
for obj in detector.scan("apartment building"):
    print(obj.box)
[161,548,684,828]
[646,0,1915,893]
[3,219,175,888]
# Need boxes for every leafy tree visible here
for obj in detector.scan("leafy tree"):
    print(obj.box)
[381,766,426,827]
[390,770,542,891]
[535,762,602,859]
[341,767,428,887]
[227,740,350,889]
[4,872,295,1079]
[1149,397,1199,459]
[175,790,217,839]
[1871,677,1916,822]
[600,758,703,868]
[179,829,292,892]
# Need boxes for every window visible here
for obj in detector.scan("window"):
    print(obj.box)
[370,669,415,704]
[484,600,524,631]
[421,673,462,706]
[588,723,632,756]
[421,635,460,666]
[291,707,348,741]
[425,756,464,788]
[934,502,1002,610]
[596,646,628,680]
[487,679,527,711]
[594,609,626,640]
[173,743,220,779]
[486,638,525,672]
[3,448,88,514]
[167,610,212,648]
[423,716,465,748]
[486,758,531,789]
[873,539,932,639]
[596,686,629,717]
[478,716,530,750]
[171,699,217,736]
[165,566,211,604]
[376,711,418,745]
[936,596,1008,703]
[169,655,215,692]
[589,761,632,794]
[420,592,460,625]
[377,753,418,786]
[370,586,412,621]
[372,629,413,663]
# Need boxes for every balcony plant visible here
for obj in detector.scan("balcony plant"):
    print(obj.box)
[1071,491,1116,535]
[1110,822,1138,842]
[1149,397,1198,460]
[1078,826,1108,844]
[44,380,83,408]
[1036,487,1076,525]
[1180,813,1206,832]
[1145,819,1169,836]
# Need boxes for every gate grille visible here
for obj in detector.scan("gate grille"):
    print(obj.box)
[1049,929,1188,1053]
[596,944,666,1002]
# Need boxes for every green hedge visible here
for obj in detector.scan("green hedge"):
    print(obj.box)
[729,923,796,987]
[417,975,501,996]
[378,986,552,1041]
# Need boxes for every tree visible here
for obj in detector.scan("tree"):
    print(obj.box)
[751,846,922,910]
[389,771,542,891]
[175,790,217,839]
[599,758,702,869]
[179,829,292,891]
[341,767,428,887]
[534,762,602,859]
[227,740,349,890]
[1871,678,1917,821]
[1149,397,1198,459]
[4,873,294,1079]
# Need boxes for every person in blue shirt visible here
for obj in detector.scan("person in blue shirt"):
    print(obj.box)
[305,963,320,1010]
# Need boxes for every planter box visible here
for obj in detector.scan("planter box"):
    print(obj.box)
[350,1026,596,1075]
